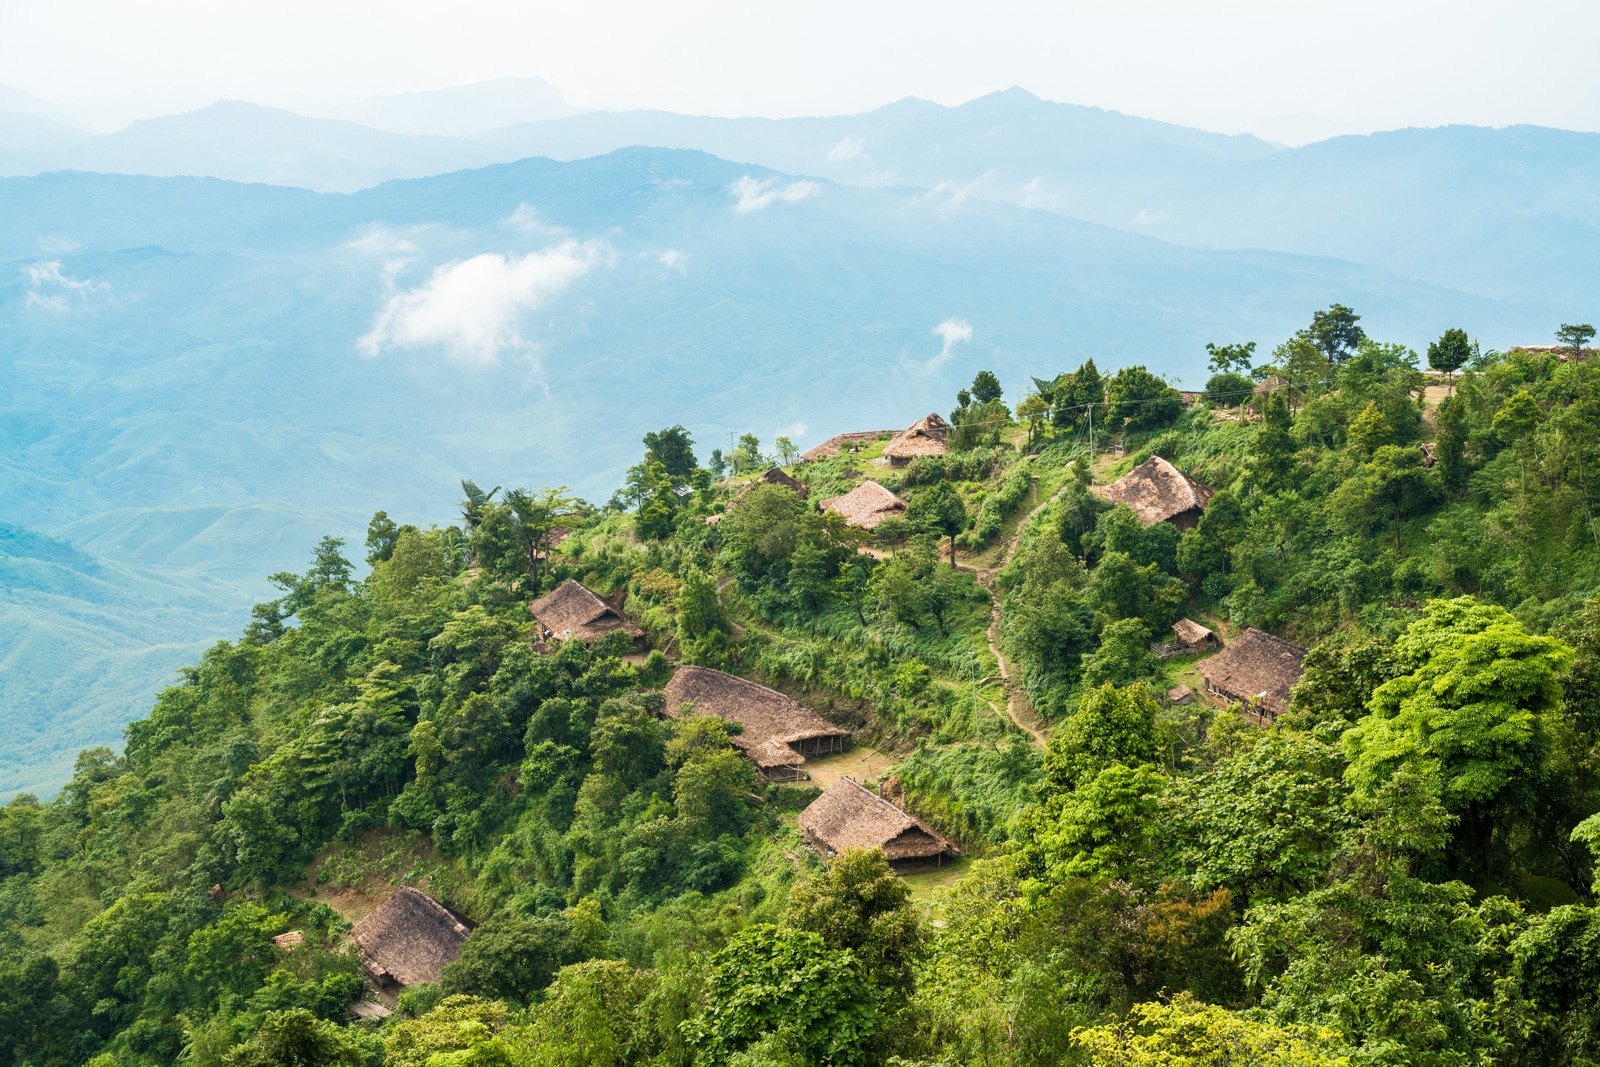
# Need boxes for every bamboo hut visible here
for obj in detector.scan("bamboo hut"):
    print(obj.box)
[798,777,959,871]
[350,887,472,988]
[663,665,849,781]
[817,480,908,530]
[883,413,951,467]
[529,579,645,647]
[1197,627,1307,724]
[1097,456,1214,529]
[1172,618,1218,651]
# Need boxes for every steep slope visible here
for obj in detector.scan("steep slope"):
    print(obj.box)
[0,148,1555,793]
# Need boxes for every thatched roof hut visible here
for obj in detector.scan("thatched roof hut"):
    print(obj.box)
[350,887,472,988]
[798,777,958,869]
[802,431,891,462]
[754,466,808,498]
[818,480,908,530]
[1173,618,1217,650]
[883,413,951,467]
[663,665,849,780]
[1097,456,1214,528]
[1197,627,1307,723]
[529,579,645,646]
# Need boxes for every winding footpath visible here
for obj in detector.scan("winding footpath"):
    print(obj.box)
[973,472,1063,748]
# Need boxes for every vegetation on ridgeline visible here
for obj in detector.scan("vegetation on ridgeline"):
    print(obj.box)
[7,309,1600,1066]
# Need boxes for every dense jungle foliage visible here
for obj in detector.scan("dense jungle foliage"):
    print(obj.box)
[6,309,1600,1067]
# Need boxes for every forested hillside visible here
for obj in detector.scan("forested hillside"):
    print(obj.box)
[7,309,1600,1066]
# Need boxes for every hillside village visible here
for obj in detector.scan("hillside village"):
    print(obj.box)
[6,309,1600,1066]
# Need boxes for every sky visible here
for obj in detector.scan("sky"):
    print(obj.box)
[2,0,1597,142]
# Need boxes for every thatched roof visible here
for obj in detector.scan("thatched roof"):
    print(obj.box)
[1097,456,1214,525]
[529,579,644,643]
[818,480,908,530]
[350,887,471,987]
[1197,627,1307,718]
[756,467,808,498]
[802,431,891,462]
[272,930,304,951]
[663,665,848,769]
[883,413,951,461]
[1168,684,1194,705]
[798,778,957,862]
[1174,618,1215,645]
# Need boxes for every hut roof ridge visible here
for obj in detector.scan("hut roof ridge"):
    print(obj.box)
[1098,455,1214,525]
[798,777,956,861]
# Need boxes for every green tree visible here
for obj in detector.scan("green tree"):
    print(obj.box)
[525,961,660,1067]
[906,481,967,567]
[1105,365,1182,432]
[1556,322,1596,360]
[221,1008,378,1067]
[1044,683,1163,790]
[440,913,590,1005]
[1434,394,1469,496]
[970,370,1003,403]
[1344,597,1573,871]
[1016,392,1050,448]
[683,925,883,1067]
[1306,303,1366,364]
[784,848,924,1001]
[1345,401,1392,456]
[1072,994,1347,1066]
[1206,341,1257,375]
[365,510,401,565]
[1427,327,1472,387]
[642,425,699,482]
[1247,393,1297,495]
[774,436,799,467]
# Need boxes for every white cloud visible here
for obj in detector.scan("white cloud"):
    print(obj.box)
[357,239,612,366]
[344,225,421,283]
[928,318,973,369]
[1020,177,1059,212]
[826,136,864,162]
[1132,205,1173,225]
[24,260,109,311]
[730,175,822,213]
[37,234,79,254]
[915,174,989,211]
[504,203,568,237]
[657,249,688,271]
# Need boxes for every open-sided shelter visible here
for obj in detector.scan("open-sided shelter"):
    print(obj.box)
[818,480,908,530]
[350,887,472,988]
[1173,618,1218,651]
[799,777,958,870]
[529,579,645,647]
[883,413,951,467]
[663,665,849,781]
[1097,456,1214,528]
[1197,627,1307,724]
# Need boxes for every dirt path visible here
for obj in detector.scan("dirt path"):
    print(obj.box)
[972,473,1064,748]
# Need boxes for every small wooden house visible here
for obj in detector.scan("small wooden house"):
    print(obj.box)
[663,666,849,781]
[350,887,472,989]
[883,413,951,467]
[1097,456,1214,529]
[799,777,958,871]
[1167,684,1194,706]
[529,579,645,647]
[1173,618,1218,652]
[1197,627,1307,724]
[818,480,908,530]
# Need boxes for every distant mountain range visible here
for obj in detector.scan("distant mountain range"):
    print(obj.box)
[0,85,1591,795]
[4,86,1598,308]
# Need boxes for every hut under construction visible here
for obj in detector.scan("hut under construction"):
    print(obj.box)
[350,887,472,989]
[883,413,951,467]
[818,480,908,530]
[1097,456,1214,529]
[529,579,645,647]
[798,777,958,871]
[1196,627,1307,724]
[663,665,849,781]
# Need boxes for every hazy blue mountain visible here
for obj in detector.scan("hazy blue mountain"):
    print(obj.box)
[3,88,1595,317]
[2,102,496,191]
[311,77,585,137]
[1141,124,1600,310]
[0,149,1561,795]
